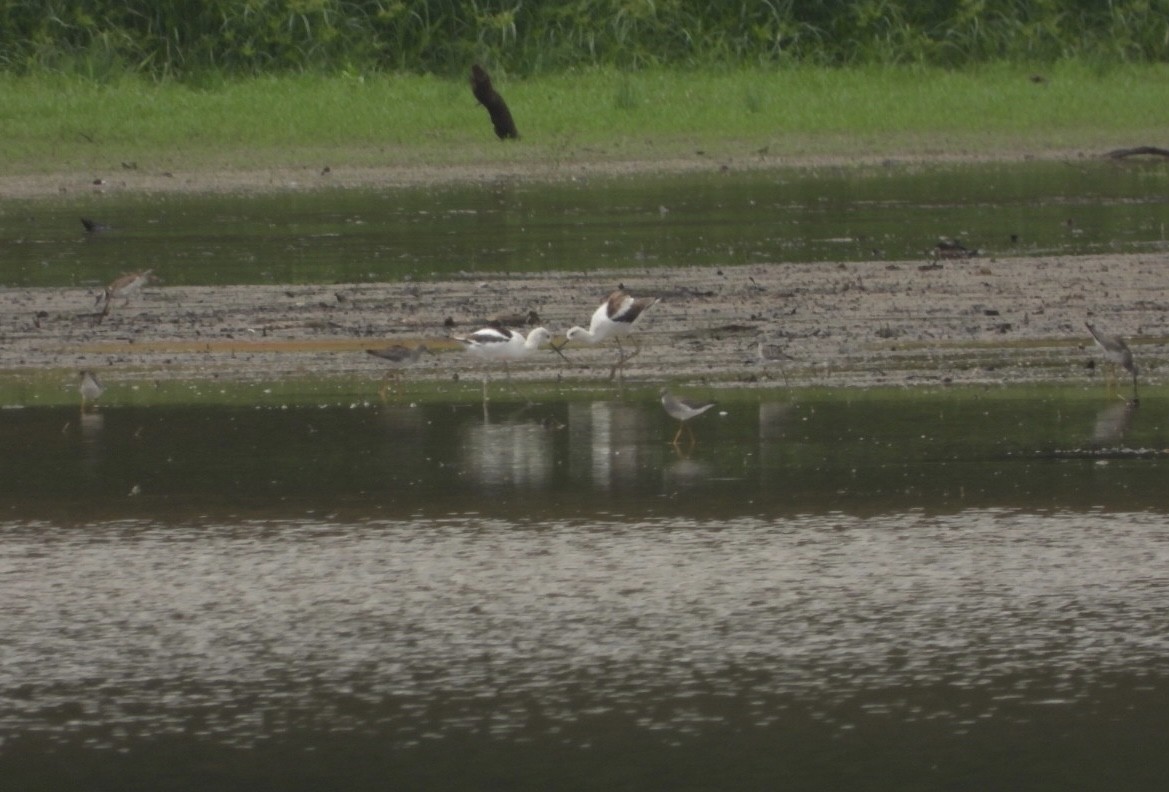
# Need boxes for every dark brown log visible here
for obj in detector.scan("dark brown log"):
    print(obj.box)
[470,64,519,140]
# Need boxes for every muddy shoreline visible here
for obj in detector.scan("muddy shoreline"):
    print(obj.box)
[3,252,1162,393]
[0,147,1113,202]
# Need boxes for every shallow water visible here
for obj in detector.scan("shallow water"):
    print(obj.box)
[2,392,1169,789]
[4,158,1169,787]
[2,160,1168,288]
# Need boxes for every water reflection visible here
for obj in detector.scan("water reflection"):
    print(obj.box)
[2,392,1169,792]
[1091,399,1138,446]
[78,411,105,472]
[2,393,1168,520]
[4,161,1169,287]
[662,454,712,488]
[567,400,652,491]
[462,418,555,489]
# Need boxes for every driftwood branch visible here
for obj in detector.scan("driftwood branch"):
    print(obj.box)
[1106,146,1169,160]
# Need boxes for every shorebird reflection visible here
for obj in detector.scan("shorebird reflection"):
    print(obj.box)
[1092,399,1138,446]
[462,419,554,489]
[566,401,649,490]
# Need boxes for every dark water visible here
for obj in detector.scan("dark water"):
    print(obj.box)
[3,391,1169,790]
[4,161,1169,787]
[2,159,1168,288]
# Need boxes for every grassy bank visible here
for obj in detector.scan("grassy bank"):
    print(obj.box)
[1,62,1166,182]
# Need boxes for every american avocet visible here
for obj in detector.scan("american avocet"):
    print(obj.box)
[97,269,155,317]
[366,343,432,400]
[660,388,716,447]
[454,325,554,400]
[79,370,104,412]
[1086,321,1138,402]
[566,289,658,380]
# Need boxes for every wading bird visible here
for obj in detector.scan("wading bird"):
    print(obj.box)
[97,269,155,318]
[454,325,554,401]
[660,387,717,447]
[565,289,658,380]
[1085,321,1138,402]
[79,370,104,412]
[365,343,432,400]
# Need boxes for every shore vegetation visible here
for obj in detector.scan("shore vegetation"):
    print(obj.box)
[1,61,1166,179]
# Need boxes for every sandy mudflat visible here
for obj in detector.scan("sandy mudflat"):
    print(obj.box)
[2,150,1165,392]
[3,250,1164,392]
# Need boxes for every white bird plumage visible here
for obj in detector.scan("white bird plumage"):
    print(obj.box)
[454,325,554,404]
[566,289,658,380]
[454,325,553,362]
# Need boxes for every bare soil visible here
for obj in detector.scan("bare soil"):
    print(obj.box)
[3,250,1164,392]
[2,151,1164,393]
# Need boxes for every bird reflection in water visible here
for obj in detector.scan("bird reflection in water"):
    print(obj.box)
[462,419,555,489]
[758,401,794,442]
[567,401,649,490]
[1091,399,1138,447]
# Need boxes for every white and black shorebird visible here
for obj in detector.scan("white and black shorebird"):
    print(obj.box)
[566,289,658,380]
[454,325,554,400]
[1085,321,1138,401]
[365,343,432,400]
[660,387,717,447]
[79,370,104,412]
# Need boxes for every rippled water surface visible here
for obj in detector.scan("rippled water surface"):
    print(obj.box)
[5,155,1169,789]
[2,392,1169,790]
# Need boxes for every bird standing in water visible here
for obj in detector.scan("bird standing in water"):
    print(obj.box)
[79,370,104,412]
[660,388,717,447]
[454,325,554,402]
[566,289,658,380]
[1085,322,1138,402]
[366,343,432,400]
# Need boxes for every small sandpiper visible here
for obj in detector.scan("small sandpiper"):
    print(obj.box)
[365,343,432,399]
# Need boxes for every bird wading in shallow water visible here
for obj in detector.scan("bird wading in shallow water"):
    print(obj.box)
[454,325,554,402]
[566,290,658,381]
[365,343,432,400]
[1085,322,1138,403]
[660,388,717,447]
[79,370,104,412]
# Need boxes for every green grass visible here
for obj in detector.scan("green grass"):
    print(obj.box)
[1,61,1166,180]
